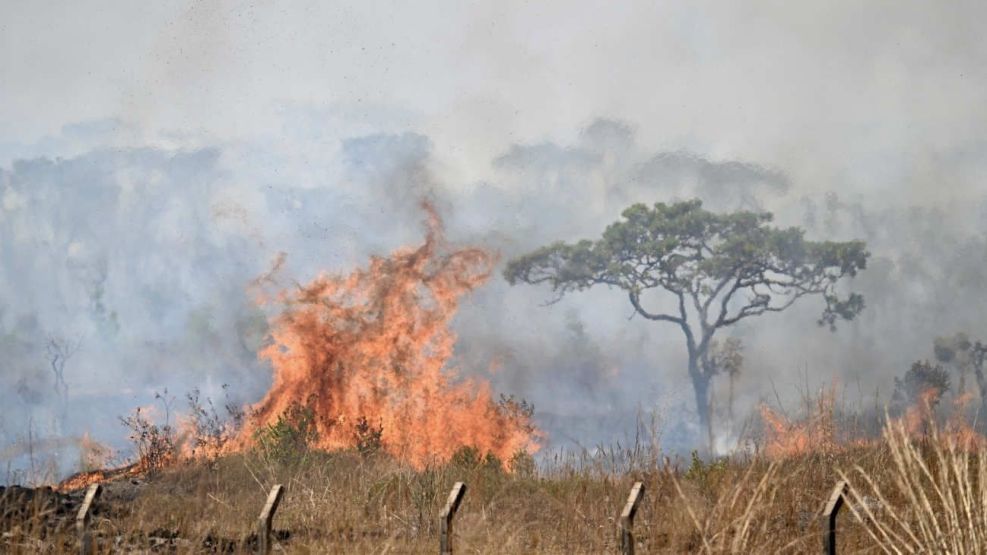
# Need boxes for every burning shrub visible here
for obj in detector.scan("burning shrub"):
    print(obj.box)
[449,445,503,473]
[119,407,176,474]
[252,400,318,465]
[892,360,950,412]
[507,449,536,477]
[185,386,244,459]
[352,416,383,459]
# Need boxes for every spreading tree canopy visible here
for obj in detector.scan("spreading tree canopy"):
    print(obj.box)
[504,199,869,450]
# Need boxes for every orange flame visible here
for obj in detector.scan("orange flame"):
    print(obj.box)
[56,461,144,492]
[901,387,942,438]
[231,203,541,467]
[758,389,841,459]
[901,388,987,448]
[758,384,987,461]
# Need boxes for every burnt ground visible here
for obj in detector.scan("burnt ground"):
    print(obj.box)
[0,480,289,553]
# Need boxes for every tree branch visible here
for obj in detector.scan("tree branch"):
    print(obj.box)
[628,291,684,324]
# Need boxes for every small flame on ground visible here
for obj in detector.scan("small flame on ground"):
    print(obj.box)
[759,385,987,460]
[758,388,842,459]
[56,461,144,493]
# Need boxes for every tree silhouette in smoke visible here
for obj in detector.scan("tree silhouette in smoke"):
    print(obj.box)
[505,199,869,452]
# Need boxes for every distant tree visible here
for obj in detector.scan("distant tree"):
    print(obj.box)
[972,342,987,427]
[933,334,987,427]
[708,338,744,421]
[504,199,869,451]
[933,332,974,394]
[45,333,82,433]
[892,360,951,411]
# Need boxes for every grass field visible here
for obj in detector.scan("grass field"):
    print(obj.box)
[4,413,986,554]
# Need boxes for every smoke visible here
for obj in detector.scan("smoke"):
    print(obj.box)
[3,109,987,480]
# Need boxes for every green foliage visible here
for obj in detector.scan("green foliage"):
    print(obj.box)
[449,445,503,473]
[504,199,869,330]
[684,450,729,492]
[253,400,318,464]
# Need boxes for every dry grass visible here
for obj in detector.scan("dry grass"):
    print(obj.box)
[2,435,935,554]
[8,398,987,554]
[841,418,987,554]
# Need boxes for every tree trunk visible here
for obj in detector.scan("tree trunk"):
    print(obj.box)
[974,361,987,434]
[981,393,987,435]
[978,377,987,434]
[689,351,713,455]
[728,372,735,422]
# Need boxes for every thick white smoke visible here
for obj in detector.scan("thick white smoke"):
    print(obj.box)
[3,116,986,482]
[4,0,987,480]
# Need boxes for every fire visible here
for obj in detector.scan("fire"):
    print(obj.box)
[902,388,987,449]
[231,203,541,467]
[900,387,943,438]
[758,385,987,461]
[758,388,842,459]
[56,460,145,492]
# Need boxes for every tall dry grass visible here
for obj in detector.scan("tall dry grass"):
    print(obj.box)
[842,417,987,554]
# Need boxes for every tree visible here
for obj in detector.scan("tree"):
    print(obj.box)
[892,360,951,411]
[972,342,987,428]
[708,337,743,421]
[504,199,868,451]
[891,360,951,436]
[933,332,973,394]
[45,333,82,434]
[930,333,987,429]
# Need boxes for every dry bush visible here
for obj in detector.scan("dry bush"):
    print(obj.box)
[118,407,175,475]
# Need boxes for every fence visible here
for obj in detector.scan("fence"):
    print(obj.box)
[68,478,856,554]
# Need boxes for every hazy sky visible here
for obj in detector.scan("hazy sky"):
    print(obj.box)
[4,1,986,200]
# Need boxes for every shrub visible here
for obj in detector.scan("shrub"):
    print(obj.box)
[253,400,318,465]
[449,445,503,473]
[352,415,383,459]
[119,407,175,474]
[186,385,243,458]
[684,450,729,492]
[508,449,535,477]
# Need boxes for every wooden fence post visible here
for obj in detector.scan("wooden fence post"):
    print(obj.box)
[257,484,285,555]
[619,482,645,555]
[76,483,103,555]
[439,482,467,555]
[822,480,848,555]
